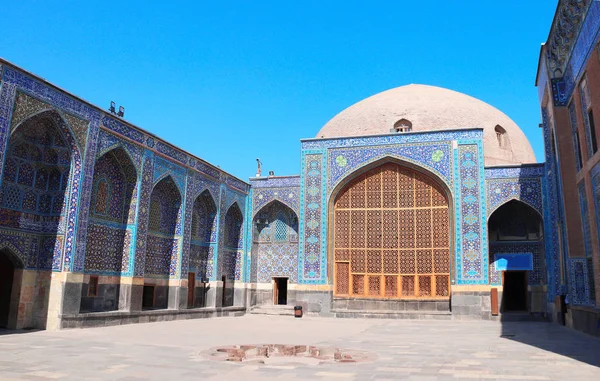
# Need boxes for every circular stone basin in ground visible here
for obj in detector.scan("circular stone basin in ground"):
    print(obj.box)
[201,344,375,365]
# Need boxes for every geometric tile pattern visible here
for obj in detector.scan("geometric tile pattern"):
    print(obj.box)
[540,107,561,302]
[489,242,544,286]
[187,190,218,281]
[145,176,182,277]
[455,143,487,284]
[486,177,543,217]
[327,142,453,194]
[298,151,327,284]
[302,129,480,149]
[0,67,99,274]
[570,258,591,305]
[251,200,299,283]
[0,64,250,283]
[578,181,593,260]
[83,148,137,274]
[547,1,600,106]
[222,202,244,281]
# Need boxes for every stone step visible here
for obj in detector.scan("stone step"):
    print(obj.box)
[250,305,296,316]
[332,309,452,320]
[497,312,548,322]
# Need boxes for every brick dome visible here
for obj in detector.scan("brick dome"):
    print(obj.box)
[316,84,536,166]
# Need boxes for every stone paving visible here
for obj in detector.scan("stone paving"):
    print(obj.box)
[0,315,599,380]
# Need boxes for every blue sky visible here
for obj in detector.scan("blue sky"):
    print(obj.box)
[1,1,557,180]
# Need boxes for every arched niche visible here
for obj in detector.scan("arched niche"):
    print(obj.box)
[329,160,452,300]
[80,147,138,313]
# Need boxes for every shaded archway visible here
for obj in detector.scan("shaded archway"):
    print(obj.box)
[0,113,73,269]
[0,111,76,329]
[222,202,243,307]
[0,249,24,328]
[488,199,545,313]
[331,161,451,301]
[251,200,299,305]
[143,176,182,310]
[188,190,217,308]
[80,147,137,313]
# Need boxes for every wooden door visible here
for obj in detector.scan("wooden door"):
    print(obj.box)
[187,272,195,308]
[273,278,279,305]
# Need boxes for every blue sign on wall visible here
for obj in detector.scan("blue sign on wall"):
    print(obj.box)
[494,253,533,271]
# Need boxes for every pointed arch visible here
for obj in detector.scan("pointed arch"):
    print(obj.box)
[188,189,218,293]
[330,155,453,208]
[83,146,138,277]
[153,171,184,196]
[222,202,244,281]
[329,159,453,300]
[12,109,83,154]
[329,154,453,200]
[1,109,79,271]
[487,197,543,221]
[488,199,543,241]
[251,200,299,284]
[191,189,218,243]
[488,199,546,293]
[96,143,140,176]
[252,196,298,219]
[0,242,25,269]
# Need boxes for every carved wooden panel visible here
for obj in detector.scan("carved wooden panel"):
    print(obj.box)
[333,163,450,299]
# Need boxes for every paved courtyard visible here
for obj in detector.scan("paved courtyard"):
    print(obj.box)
[0,315,599,380]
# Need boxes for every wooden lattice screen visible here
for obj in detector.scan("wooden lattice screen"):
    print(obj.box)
[333,163,450,299]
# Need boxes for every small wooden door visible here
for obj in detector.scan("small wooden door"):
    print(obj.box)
[187,272,195,308]
[273,278,279,305]
[273,278,288,305]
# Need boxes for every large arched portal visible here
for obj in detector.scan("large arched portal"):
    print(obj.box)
[251,200,299,305]
[0,113,73,270]
[488,200,545,313]
[333,162,451,300]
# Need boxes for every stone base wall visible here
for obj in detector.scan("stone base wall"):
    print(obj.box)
[9,269,52,330]
[451,291,492,320]
[332,298,449,313]
[60,306,246,329]
[566,306,600,337]
[246,284,332,315]
[80,275,121,313]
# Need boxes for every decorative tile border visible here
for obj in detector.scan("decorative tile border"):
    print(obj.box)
[298,150,327,284]
[302,129,481,149]
[327,142,453,195]
[570,258,590,305]
[454,142,487,284]
[486,177,543,218]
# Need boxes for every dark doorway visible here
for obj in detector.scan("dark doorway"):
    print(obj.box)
[273,277,288,305]
[0,250,16,328]
[142,285,155,309]
[503,271,528,312]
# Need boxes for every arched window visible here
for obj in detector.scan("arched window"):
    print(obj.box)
[393,119,412,133]
[495,125,509,149]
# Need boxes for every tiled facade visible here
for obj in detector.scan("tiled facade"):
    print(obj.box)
[536,0,600,335]
[0,61,250,329]
[0,1,596,332]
